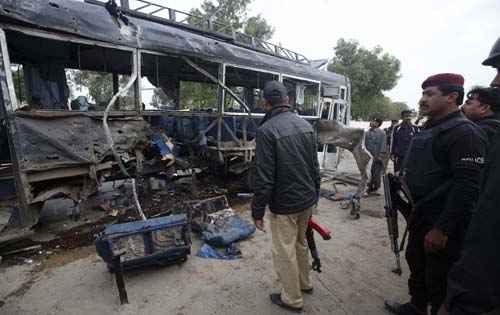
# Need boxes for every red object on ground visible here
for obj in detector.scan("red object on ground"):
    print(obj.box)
[308,217,331,240]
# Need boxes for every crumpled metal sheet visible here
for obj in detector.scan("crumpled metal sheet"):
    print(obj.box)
[13,112,149,172]
[0,0,347,87]
[318,119,371,196]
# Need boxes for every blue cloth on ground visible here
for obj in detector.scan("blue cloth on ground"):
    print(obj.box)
[201,215,256,247]
[196,243,241,260]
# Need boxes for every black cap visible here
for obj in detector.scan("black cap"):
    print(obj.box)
[263,81,288,105]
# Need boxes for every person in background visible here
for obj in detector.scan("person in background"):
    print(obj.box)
[251,81,320,312]
[385,119,399,150]
[383,119,399,171]
[390,110,420,173]
[365,117,386,194]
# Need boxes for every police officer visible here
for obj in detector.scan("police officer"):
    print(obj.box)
[252,81,319,312]
[462,86,500,144]
[440,38,500,315]
[385,73,486,315]
[391,110,420,173]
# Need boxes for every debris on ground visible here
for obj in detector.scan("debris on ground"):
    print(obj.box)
[321,188,358,201]
[0,172,235,264]
[95,214,191,270]
[196,243,242,260]
[201,213,256,247]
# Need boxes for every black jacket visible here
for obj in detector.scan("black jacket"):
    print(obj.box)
[251,106,320,220]
[391,122,420,158]
[477,112,500,146]
[445,134,500,313]
[403,111,486,236]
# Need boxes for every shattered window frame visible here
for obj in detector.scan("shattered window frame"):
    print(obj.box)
[222,63,281,116]
[139,50,221,114]
[282,74,321,119]
[4,29,139,113]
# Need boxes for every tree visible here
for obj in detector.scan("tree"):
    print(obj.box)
[328,39,401,120]
[66,70,135,110]
[179,82,218,110]
[244,15,274,41]
[67,70,112,106]
[183,0,274,110]
[189,0,274,41]
[388,101,410,120]
[189,0,250,32]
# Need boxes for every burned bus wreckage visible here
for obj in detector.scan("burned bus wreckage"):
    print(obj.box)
[0,0,358,228]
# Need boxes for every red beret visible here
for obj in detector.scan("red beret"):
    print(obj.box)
[421,73,465,89]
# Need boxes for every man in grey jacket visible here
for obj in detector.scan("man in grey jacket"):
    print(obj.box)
[252,81,320,312]
[365,118,387,194]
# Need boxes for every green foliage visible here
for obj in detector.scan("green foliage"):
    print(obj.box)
[189,0,251,32]
[244,15,274,41]
[328,38,402,120]
[189,0,274,41]
[388,102,410,119]
[369,96,409,121]
[66,70,135,110]
[179,81,218,110]
[184,0,274,110]
[67,70,113,106]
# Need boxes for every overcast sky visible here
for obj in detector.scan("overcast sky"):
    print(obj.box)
[121,0,500,108]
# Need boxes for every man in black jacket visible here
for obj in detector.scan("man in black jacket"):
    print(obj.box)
[440,37,500,315]
[385,73,486,315]
[391,110,420,173]
[251,81,320,312]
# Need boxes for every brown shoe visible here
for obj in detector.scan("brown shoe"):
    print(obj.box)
[270,293,303,312]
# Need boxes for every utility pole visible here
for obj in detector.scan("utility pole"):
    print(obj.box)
[120,0,129,9]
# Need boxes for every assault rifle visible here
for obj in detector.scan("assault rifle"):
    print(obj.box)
[383,173,453,276]
[383,173,414,276]
[383,174,403,275]
[306,217,331,273]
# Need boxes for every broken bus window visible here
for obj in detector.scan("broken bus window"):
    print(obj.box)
[140,52,219,112]
[6,30,136,112]
[283,76,320,117]
[223,65,279,114]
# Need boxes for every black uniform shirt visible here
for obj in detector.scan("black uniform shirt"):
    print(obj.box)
[391,122,420,157]
[424,111,486,235]
[477,112,500,145]
[445,132,500,313]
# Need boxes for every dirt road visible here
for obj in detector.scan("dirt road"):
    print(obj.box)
[0,154,409,314]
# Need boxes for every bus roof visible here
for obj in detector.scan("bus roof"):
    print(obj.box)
[0,0,347,87]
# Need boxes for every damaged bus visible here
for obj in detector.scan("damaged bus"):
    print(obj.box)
[0,0,350,227]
